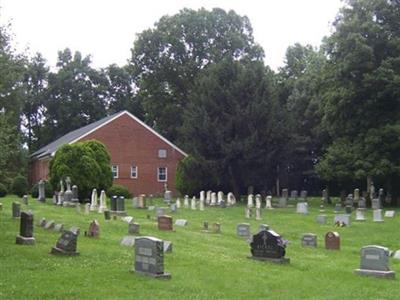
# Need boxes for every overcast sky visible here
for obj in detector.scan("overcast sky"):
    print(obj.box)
[0,0,343,70]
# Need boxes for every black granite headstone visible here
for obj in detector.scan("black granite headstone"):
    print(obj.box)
[16,211,35,245]
[50,230,79,256]
[248,230,289,263]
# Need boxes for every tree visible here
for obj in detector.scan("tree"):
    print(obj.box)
[131,8,264,142]
[49,140,113,200]
[317,0,400,200]
[42,49,109,146]
[180,59,284,198]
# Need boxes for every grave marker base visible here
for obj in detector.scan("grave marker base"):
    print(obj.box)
[132,270,171,279]
[110,210,128,216]
[50,247,79,256]
[247,256,290,264]
[354,269,395,279]
[16,235,35,245]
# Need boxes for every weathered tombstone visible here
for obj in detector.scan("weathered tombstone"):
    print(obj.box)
[54,224,64,232]
[75,203,81,214]
[325,231,340,250]
[373,209,384,222]
[371,198,381,210]
[156,207,167,218]
[113,196,127,216]
[70,226,80,236]
[210,192,217,206]
[345,194,354,207]
[255,207,262,220]
[50,230,79,256]
[212,223,221,234]
[138,194,147,208]
[259,224,270,231]
[164,190,172,204]
[52,192,58,205]
[255,194,262,209]
[85,203,90,215]
[71,185,79,203]
[358,197,366,208]
[170,203,177,213]
[163,240,173,253]
[227,192,236,206]
[184,195,190,208]
[247,194,254,208]
[16,211,35,245]
[12,202,21,218]
[237,223,251,238]
[128,222,140,235]
[301,233,317,247]
[278,195,287,208]
[248,230,289,263]
[157,215,173,231]
[104,210,111,220]
[290,190,298,201]
[334,203,342,213]
[199,197,204,211]
[378,188,385,204]
[384,210,395,218]
[86,220,100,238]
[345,205,352,214]
[334,214,351,226]
[199,190,205,203]
[57,179,64,205]
[281,189,289,200]
[121,235,136,247]
[98,190,107,213]
[133,236,171,278]
[316,215,327,225]
[355,208,366,221]
[354,245,395,279]
[63,177,73,205]
[176,198,181,209]
[219,199,226,208]
[265,196,273,209]
[299,190,307,201]
[354,188,360,203]
[38,217,46,227]
[122,216,134,224]
[175,219,188,227]
[90,189,98,211]
[296,202,308,214]
[206,191,211,205]
[217,191,224,204]
[22,195,28,205]
[393,250,400,260]
[245,207,252,219]
[322,189,329,204]
[190,197,197,210]
[37,180,46,202]
[45,220,55,230]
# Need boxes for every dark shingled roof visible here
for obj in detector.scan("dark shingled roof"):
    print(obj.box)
[31,111,122,159]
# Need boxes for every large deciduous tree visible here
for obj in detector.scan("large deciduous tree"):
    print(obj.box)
[316,0,400,199]
[131,8,264,142]
[180,59,284,198]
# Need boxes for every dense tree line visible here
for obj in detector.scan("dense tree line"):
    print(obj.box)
[1,0,399,203]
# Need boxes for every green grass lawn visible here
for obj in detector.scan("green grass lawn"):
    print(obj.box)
[1,196,399,300]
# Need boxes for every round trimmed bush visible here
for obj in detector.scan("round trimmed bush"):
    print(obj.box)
[11,175,28,197]
[31,181,54,198]
[107,184,132,199]
[0,183,7,197]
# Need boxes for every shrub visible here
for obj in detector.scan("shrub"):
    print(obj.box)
[0,183,7,197]
[31,181,54,198]
[11,175,28,197]
[107,184,132,199]
[49,140,113,200]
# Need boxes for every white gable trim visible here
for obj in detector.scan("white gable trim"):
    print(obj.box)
[60,111,188,157]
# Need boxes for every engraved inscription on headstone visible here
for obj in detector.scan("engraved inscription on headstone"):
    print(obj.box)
[325,231,340,250]
[354,245,395,279]
[248,230,289,263]
[301,233,317,247]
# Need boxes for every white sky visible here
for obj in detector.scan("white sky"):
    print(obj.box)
[0,0,343,71]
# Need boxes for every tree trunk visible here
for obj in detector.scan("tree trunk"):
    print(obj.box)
[276,165,280,197]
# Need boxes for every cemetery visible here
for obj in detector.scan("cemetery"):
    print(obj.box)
[1,192,399,299]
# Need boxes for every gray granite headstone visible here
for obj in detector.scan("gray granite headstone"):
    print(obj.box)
[133,236,171,278]
[296,202,308,214]
[384,210,395,218]
[175,219,188,227]
[237,223,251,238]
[355,208,366,221]
[44,220,55,230]
[12,202,21,218]
[164,190,172,204]
[50,230,79,256]
[373,209,384,222]
[71,185,79,203]
[316,215,327,224]
[54,224,64,232]
[301,233,317,247]
[354,245,395,279]
[163,240,172,253]
[334,203,342,213]
[121,235,136,247]
[16,211,35,245]
[38,180,46,202]
[334,214,351,226]
[170,203,177,213]
[128,222,140,235]
[371,198,381,210]
[358,197,366,208]
[259,224,270,231]
[22,195,28,205]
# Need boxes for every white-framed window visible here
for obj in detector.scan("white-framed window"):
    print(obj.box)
[131,165,138,179]
[157,167,167,182]
[111,165,119,179]
[158,149,167,158]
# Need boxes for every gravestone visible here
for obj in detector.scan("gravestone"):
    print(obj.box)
[110,196,127,216]
[334,214,351,226]
[37,180,46,202]
[86,220,100,238]
[354,188,360,203]
[278,196,287,208]
[54,224,64,232]
[212,223,221,234]
[121,235,136,247]
[44,220,55,230]
[175,219,188,227]
[206,191,211,205]
[70,226,80,236]
[12,202,21,218]
[334,203,342,213]
[89,189,98,211]
[75,203,81,214]
[371,198,381,210]
[255,194,262,209]
[237,223,251,238]
[71,185,79,203]
[63,177,73,205]
[393,250,400,260]
[104,210,111,220]
[122,216,134,223]
[245,207,252,219]
[316,215,327,225]
[38,217,46,227]
[217,191,224,204]
[57,180,64,205]
[301,233,317,247]
[247,194,254,208]
[210,192,217,206]
[170,203,177,213]
[158,215,173,231]
[281,189,289,200]
[290,190,298,201]
[345,194,353,207]
[265,196,273,209]
[296,202,308,214]
[98,190,107,213]
[355,208,366,221]
[322,189,329,204]
[16,211,35,245]
[199,197,205,211]
[164,190,172,204]
[378,188,385,204]
[248,230,289,263]
[128,222,140,235]
[184,195,190,208]
[163,240,173,253]
[227,192,236,206]
[133,237,171,278]
[85,203,90,215]
[219,199,226,208]
[156,207,167,218]
[259,224,270,231]
[255,207,262,220]
[50,230,79,256]
[345,205,352,214]
[373,209,383,222]
[299,190,307,201]
[22,195,28,205]
[358,197,366,209]
[190,197,197,210]
[354,245,395,279]
[384,210,395,218]
[137,194,147,208]
[325,231,340,250]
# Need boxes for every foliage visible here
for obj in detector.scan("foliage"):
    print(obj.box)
[131,7,264,142]
[30,180,54,198]
[106,184,132,199]
[49,140,113,200]
[0,183,7,197]
[11,175,28,197]
[180,59,284,197]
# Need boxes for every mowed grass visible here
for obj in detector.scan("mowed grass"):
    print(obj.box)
[0,196,399,300]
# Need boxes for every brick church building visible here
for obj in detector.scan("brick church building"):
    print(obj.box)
[29,111,187,195]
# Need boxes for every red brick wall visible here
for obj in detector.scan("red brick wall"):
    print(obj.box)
[77,113,186,196]
[29,157,51,185]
